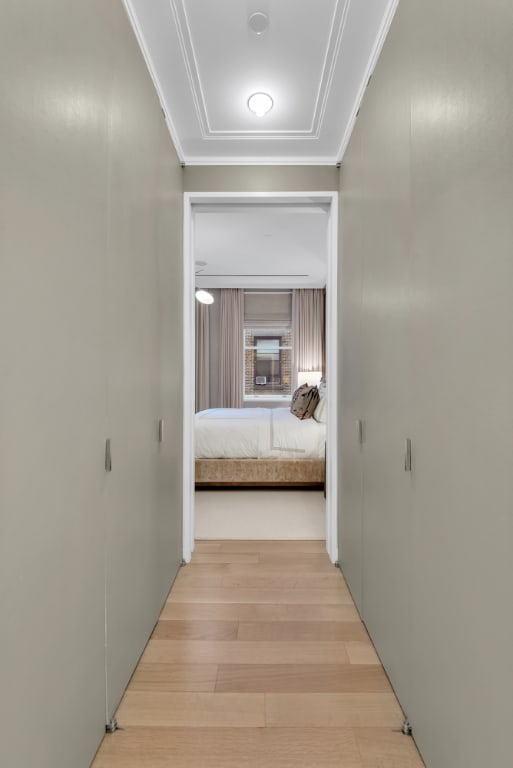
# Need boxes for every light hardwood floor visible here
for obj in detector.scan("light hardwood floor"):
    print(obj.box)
[92,541,424,767]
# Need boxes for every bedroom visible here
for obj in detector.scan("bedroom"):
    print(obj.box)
[188,198,336,545]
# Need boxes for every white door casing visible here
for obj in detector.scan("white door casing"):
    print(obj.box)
[183,191,339,563]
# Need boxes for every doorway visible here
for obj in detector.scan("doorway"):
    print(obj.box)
[183,192,339,562]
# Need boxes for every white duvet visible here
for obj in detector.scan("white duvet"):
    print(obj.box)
[195,407,326,460]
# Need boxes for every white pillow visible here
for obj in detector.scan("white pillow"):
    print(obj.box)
[313,392,327,423]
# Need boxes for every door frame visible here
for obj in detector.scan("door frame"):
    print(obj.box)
[182,191,339,563]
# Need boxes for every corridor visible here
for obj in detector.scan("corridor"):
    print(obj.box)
[93,541,423,767]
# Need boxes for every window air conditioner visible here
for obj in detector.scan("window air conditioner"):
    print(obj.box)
[255,376,266,385]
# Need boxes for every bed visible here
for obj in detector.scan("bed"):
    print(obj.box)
[195,406,326,488]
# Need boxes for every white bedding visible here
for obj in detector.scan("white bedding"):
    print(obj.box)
[195,407,326,460]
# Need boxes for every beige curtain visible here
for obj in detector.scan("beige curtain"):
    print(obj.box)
[195,300,210,412]
[293,288,325,382]
[219,288,244,408]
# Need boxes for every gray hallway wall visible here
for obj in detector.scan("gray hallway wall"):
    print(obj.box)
[0,2,183,766]
[338,1,513,766]
[183,165,338,193]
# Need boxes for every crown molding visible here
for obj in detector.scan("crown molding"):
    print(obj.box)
[122,0,185,162]
[182,156,339,166]
[336,0,400,163]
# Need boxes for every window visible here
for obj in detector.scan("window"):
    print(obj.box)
[244,327,292,400]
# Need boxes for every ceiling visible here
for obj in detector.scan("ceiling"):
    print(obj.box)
[193,203,329,289]
[124,0,398,165]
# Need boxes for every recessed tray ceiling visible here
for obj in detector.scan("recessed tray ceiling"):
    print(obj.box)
[123,0,399,164]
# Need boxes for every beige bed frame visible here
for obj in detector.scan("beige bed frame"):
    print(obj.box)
[195,457,325,489]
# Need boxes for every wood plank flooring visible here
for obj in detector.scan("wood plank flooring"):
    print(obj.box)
[92,540,424,767]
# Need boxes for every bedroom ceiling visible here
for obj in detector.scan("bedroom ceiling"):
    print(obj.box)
[124,0,398,165]
[193,204,329,289]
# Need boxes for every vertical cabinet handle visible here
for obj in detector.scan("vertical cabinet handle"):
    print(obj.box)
[356,419,364,445]
[105,438,112,472]
[158,419,164,444]
[404,438,412,472]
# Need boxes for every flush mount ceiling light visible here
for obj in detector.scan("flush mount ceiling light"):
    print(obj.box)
[247,92,273,117]
[248,11,269,35]
[195,289,214,305]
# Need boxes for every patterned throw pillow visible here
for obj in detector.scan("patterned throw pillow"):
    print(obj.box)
[290,384,320,420]
[291,383,308,402]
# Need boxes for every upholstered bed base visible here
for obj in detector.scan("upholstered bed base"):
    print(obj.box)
[195,458,325,488]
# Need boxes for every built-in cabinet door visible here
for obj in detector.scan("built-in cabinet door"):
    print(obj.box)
[103,18,162,720]
[407,0,513,764]
[338,129,365,612]
[339,1,513,764]
[0,2,112,764]
[358,6,415,713]
[155,120,184,601]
